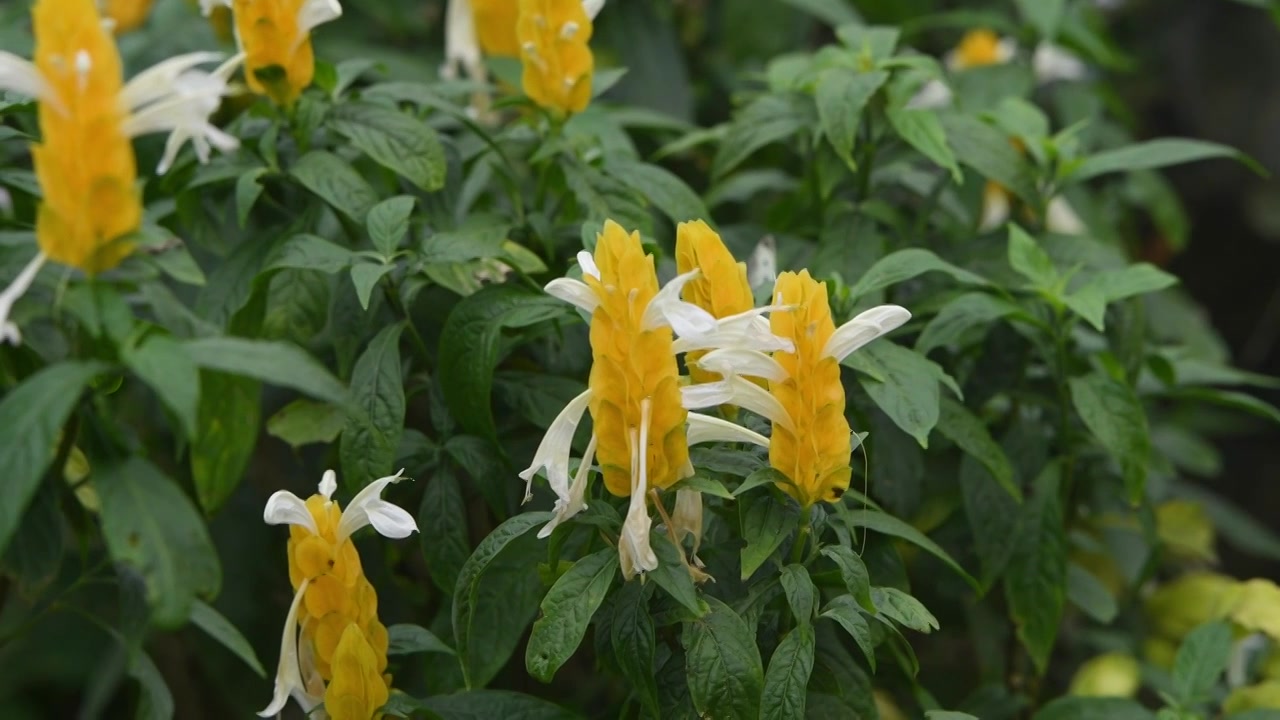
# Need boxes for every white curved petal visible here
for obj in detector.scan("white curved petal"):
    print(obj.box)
[0,251,47,347]
[577,250,600,280]
[1046,196,1086,235]
[694,348,788,382]
[318,470,337,500]
[746,235,777,290]
[905,79,953,110]
[671,488,703,553]
[979,183,1011,232]
[618,402,658,580]
[0,52,58,110]
[519,388,593,502]
[120,51,225,111]
[673,306,795,355]
[822,305,911,363]
[336,469,419,542]
[442,0,482,82]
[297,0,342,35]
[545,277,600,314]
[686,412,770,448]
[995,38,1018,63]
[582,0,605,20]
[642,269,718,336]
[537,433,597,539]
[263,491,318,535]
[681,376,794,431]
[1033,43,1086,83]
[258,578,312,718]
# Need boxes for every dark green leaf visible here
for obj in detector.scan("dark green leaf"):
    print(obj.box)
[741,494,798,580]
[1069,372,1150,502]
[1008,224,1058,289]
[420,216,509,265]
[290,150,379,222]
[760,624,816,720]
[819,545,874,611]
[870,587,939,633]
[387,623,456,656]
[937,397,1020,501]
[780,564,818,626]
[1015,0,1065,38]
[1032,697,1155,720]
[604,157,710,225]
[129,652,174,720]
[123,334,200,441]
[845,341,960,447]
[265,398,344,449]
[422,690,581,720]
[848,248,989,301]
[650,531,706,618]
[191,371,260,512]
[941,113,1037,203]
[888,108,962,181]
[611,582,660,718]
[713,94,813,178]
[0,360,104,556]
[235,168,266,228]
[842,509,979,589]
[98,457,220,628]
[819,596,876,670]
[916,292,1019,354]
[1070,139,1263,183]
[527,547,618,682]
[682,596,765,719]
[183,336,348,405]
[190,600,266,677]
[780,0,861,25]
[1167,387,1280,426]
[1,483,64,594]
[268,233,355,274]
[367,195,416,257]
[420,464,469,595]
[1067,563,1118,623]
[1005,465,1066,674]
[329,102,447,191]
[815,70,888,165]
[350,262,395,311]
[340,324,405,492]
[1171,620,1233,704]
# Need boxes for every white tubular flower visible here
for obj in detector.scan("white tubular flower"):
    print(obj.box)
[335,469,419,542]
[906,78,954,110]
[746,235,777,290]
[685,412,770,448]
[1033,42,1088,84]
[672,305,796,355]
[537,434,598,539]
[641,268,719,337]
[0,251,48,346]
[671,488,704,555]
[682,375,796,432]
[259,578,322,718]
[519,388,593,505]
[582,0,605,19]
[618,399,659,580]
[442,0,485,83]
[979,182,1012,232]
[1046,195,1087,235]
[822,305,914,363]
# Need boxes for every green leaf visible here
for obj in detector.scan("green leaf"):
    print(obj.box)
[1066,263,1179,331]
[268,233,355,274]
[235,168,266,228]
[819,545,874,612]
[941,113,1037,203]
[682,596,765,719]
[610,582,660,718]
[815,69,888,165]
[420,464,470,595]
[453,512,552,689]
[604,157,711,225]
[842,509,979,589]
[1004,464,1067,675]
[650,531,705,618]
[422,689,579,720]
[780,564,818,626]
[367,195,416,257]
[1067,563,1118,623]
[266,398,344,449]
[888,108,962,182]
[713,94,813,178]
[1167,387,1280,426]
[350,262,395,311]
[328,102,447,192]
[420,216,510,265]
[190,599,266,677]
[836,24,901,60]
[0,484,63,595]
[191,371,260,512]
[845,341,960,447]
[780,0,861,26]
[928,712,981,720]
[1171,620,1233,704]
[290,150,379,222]
[123,334,200,441]
[1069,372,1150,502]
[734,466,789,497]
[1070,139,1263,183]
[916,292,1019,355]
[870,587,939,633]
[340,324,405,492]
[1008,224,1058,289]
[387,623,456,656]
[819,596,877,669]
[129,652,174,720]
[526,547,618,682]
[848,248,989,301]
[98,457,221,628]
[1015,0,1065,38]
[1032,697,1156,720]
[936,397,1020,501]
[760,624,816,720]
[438,285,568,441]
[741,494,798,580]
[183,336,349,405]
[0,360,105,556]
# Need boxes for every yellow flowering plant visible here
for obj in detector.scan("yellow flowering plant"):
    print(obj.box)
[0,0,1277,718]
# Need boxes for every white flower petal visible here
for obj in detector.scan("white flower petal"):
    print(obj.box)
[120,51,225,112]
[297,0,342,36]
[442,0,483,82]
[906,79,953,110]
[681,376,794,431]
[979,183,1011,232]
[0,52,58,110]
[995,38,1018,63]
[685,412,770,448]
[822,305,911,363]
[582,0,605,20]
[318,470,337,500]
[618,401,658,580]
[694,348,788,382]
[672,306,795,355]
[642,269,718,336]
[519,388,593,502]
[335,469,419,542]
[258,578,312,718]
[545,277,600,315]
[1033,43,1087,83]
[537,433,597,539]
[1046,195,1087,235]
[671,488,703,554]
[577,250,600,279]
[121,54,240,174]
[0,250,47,348]
[263,491,318,535]
[746,235,777,290]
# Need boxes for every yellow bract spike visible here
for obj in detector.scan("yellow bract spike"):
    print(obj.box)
[472,0,522,57]
[233,0,316,107]
[31,0,141,274]
[953,29,1004,69]
[675,220,754,386]
[325,624,391,720]
[768,270,852,507]
[517,0,594,115]
[101,0,156,33]
[585,220,689,497]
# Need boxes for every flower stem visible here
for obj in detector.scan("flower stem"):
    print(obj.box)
[790,504,813,566]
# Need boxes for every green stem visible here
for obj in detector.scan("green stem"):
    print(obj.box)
[381,280,433,372]
[790,505,814,566]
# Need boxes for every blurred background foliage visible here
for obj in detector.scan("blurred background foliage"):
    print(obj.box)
[1,0,1279,717]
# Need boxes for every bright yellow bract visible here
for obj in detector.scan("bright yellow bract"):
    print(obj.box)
[517,0,594,114]
[768,270,852,507]
[31,0,141,275]
[101,0,156,33]
[953,29,1005,70]
[675,220,754,386]
[585,221,689,497]
[233,0,316,106]
[472,0,522,57]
